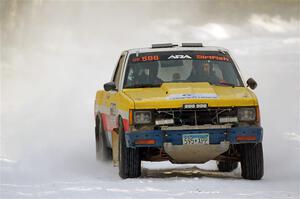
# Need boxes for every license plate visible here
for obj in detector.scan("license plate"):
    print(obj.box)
[182,133,209,145]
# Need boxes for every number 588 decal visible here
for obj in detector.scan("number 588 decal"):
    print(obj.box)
[132,55,160,62]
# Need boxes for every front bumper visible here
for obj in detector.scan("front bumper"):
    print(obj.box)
[125,126,263,148]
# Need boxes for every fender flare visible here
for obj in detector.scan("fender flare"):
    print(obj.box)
[95,112,110,145]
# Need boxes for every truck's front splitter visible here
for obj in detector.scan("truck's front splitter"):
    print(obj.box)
[125,126,263,148]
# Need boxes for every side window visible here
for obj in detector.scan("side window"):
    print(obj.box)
[113,55,125,89]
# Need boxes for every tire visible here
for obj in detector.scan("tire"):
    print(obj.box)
[217,160,238,172]
[118,117,141,179]
[95,117,112,161]
[239,143,264,180]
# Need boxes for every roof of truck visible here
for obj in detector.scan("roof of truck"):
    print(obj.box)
[126,43,229,54]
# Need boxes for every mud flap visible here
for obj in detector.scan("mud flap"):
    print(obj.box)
[112,129,119,166]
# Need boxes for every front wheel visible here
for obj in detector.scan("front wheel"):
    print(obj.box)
[118,117,141,179]
[239,143,264,180]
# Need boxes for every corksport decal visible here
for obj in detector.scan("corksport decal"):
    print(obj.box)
[196,55,230,61]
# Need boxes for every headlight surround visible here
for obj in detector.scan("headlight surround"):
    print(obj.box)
[133,111,152,124]
[238,107,256,121]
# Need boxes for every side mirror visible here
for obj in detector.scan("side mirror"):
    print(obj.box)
[104,82,117,91]
[246,78,257,90]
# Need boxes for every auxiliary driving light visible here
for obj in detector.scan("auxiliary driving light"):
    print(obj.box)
[133,111,152,124]
[238,108,256,121]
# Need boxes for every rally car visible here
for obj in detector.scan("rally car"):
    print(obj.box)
[94,43,263,180]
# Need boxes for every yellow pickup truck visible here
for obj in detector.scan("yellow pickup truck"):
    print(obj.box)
[94,43,263,180]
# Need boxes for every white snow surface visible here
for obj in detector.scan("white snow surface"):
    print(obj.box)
[1,1,300,198]
[1,159,299,199]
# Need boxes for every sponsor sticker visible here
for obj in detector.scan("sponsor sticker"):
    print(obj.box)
[132,55,160,62]
[183,103,208,109]
[167,93,218,100]
[155,119,174,125]
[168,55,192,59]
[196,55,230,62]
[219,117,238,123]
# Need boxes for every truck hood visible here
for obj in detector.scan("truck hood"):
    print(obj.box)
[122,82,258,109]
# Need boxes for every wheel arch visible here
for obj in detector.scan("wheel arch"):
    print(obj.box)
[95,112,109,144]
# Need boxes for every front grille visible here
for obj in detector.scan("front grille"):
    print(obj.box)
[154,107,237,126]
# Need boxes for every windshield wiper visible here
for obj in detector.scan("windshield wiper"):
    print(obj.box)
[125,83,162,88]
[215,82,235,87]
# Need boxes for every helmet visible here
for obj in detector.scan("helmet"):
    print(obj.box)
[192,60,213,74]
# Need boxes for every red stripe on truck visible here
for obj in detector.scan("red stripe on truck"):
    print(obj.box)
[122,118,129,132]
[101,113,109,131]
[101,113,129,133]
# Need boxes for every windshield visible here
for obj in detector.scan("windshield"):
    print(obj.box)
[123,51,243,88]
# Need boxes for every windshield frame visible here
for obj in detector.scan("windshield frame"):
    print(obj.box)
[121,50,245,89]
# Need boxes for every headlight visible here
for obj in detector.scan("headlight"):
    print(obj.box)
[133,111,152,124]
[238,107,256,121]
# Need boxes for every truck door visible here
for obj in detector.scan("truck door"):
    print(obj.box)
[105,54,126,146]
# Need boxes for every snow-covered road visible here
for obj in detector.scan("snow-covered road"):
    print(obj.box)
[1,160,299,199]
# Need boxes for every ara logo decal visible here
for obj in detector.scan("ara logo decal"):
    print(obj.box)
[168,55,192,59]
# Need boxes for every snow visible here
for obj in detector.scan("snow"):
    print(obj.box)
[1,160,299,198]
[1,1,300,198]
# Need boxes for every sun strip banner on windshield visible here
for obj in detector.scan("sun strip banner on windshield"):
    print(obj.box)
[130,51,231,63]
